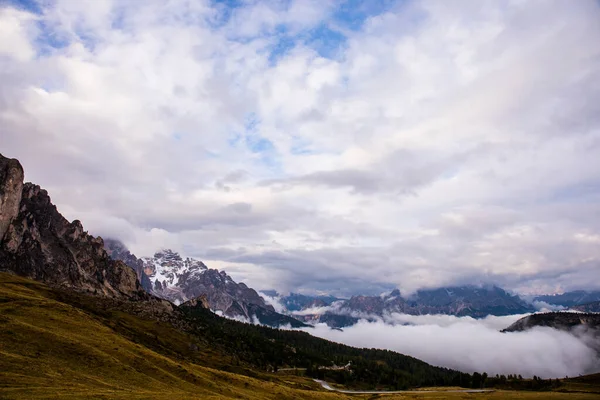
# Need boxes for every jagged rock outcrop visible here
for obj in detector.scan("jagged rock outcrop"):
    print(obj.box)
[0,154,141,298]
[180,295,210,310]
[104,238,153,292]
[0,155,23,240]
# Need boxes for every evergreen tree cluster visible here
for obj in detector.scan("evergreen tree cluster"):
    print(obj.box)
[183,306,473,390]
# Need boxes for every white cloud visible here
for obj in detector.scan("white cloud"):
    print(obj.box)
[299,314,599,378]
[0,7,36,61]
[258,291,287,314]
[2,0,600,296]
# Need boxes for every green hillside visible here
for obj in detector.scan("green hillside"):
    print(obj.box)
[0,273,343,400]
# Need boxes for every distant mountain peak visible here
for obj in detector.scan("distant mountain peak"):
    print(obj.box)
[105,242,307,328]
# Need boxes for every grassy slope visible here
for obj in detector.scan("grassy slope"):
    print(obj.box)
[0,273,344,400]
[1,273,598,400]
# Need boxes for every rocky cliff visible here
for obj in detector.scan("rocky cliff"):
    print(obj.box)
[0,154,142,298]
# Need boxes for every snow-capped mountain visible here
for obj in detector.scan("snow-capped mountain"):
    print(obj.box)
[104,240,307,327]
[141,249,208,300]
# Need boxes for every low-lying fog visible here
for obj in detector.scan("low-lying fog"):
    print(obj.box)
[294,313,599,378]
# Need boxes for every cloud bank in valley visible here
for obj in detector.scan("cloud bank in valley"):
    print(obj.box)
[299,313,600,378]
[1,0,600,296]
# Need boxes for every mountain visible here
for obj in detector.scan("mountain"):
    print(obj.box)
[502,312,600,334]
[280,293,342,312]
[301,286,534,327]
[534,291,600,307]
[502,312,600,356]
[573,301,600,313]
[0,154,143,299]
[104,238,154,292]
[105,240,307,328]
[403,286,534,317]
[0,153,480,395]
[1,272,478,397]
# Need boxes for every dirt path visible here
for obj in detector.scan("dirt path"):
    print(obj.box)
[314,379,495,394]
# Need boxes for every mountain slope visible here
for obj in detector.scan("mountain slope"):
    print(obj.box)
[0,273,340,400]
[1,272,477,394]
[502,312,600,333]
[5,274,599,399]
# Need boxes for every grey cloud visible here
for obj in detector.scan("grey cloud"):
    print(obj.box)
[263,148,472,195]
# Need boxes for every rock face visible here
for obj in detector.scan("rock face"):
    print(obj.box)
[0,154,141,298]
[0,155,23,240]
[104,238,153,292]
[180,295,211,310]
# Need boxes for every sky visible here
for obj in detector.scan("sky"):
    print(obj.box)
[1,0,600,297]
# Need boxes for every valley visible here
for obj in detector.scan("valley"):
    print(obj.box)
[2,273,599,400]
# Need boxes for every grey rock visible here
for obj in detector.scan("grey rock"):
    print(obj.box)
[0,153,141,298]
[104,238,153,292]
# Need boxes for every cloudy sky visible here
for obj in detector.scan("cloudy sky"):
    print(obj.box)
[2,0,600,296]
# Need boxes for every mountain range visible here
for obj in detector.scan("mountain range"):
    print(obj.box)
[105,239,307,328]
[533,291,600,308]
[103,234,600,330]
[3,152,600,398]
[268,288,600,328]
[2,149,597,331]
[268,286,536,328]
